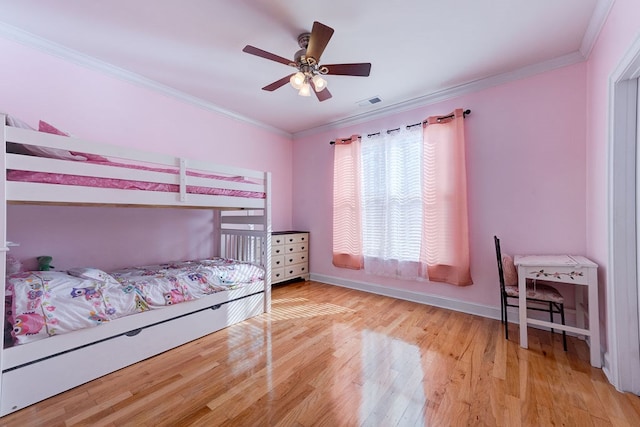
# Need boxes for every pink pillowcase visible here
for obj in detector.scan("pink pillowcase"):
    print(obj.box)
[38,120,68,136]
[502,254,518,286]
[5,116,85,161]
[39,120,109,162]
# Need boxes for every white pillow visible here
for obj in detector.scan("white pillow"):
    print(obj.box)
[67,267,114,283]
[5,115,34,155]
[5,115,32,130]
[5,255,21,277]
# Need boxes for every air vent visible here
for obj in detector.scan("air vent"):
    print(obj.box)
[358,96,382,107]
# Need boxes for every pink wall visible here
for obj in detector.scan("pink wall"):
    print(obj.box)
[293,63,588,308]
[0,37,293,270]
[7,206,219,271]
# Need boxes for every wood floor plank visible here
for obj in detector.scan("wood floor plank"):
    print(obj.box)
[0,280,638,426]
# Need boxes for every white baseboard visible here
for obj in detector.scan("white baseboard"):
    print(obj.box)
[310,273,579,334]
[311,273,499,318]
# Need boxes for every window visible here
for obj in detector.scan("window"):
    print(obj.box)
[361,128,423,273]
[332,109,472,286]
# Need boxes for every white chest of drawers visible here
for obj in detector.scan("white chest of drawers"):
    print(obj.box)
[271,231,309,284]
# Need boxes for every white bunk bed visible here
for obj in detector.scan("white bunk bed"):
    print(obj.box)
[0,114,272,415]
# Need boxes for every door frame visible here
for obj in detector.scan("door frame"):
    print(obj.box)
[607,33,640,394]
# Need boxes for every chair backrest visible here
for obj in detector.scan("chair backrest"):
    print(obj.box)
[494,235,506,292]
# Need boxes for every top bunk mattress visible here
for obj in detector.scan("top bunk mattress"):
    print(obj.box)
[3,115,268,208]
[7,159,265,199]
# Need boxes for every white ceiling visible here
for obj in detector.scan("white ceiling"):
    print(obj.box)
[0,0,605,136]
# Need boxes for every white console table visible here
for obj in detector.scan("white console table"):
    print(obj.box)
[514,255,600,367]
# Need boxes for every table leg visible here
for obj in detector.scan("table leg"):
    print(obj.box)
[576,286,585,337]
[587,268,601,367]
[518,267,528,348]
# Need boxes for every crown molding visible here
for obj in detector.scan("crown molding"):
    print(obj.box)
[580,0,615,59]
[293,50,586,139]
[0,21,292,138]
[1,6,606,142]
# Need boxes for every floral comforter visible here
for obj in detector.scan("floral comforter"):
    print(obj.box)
[5,258,264,346]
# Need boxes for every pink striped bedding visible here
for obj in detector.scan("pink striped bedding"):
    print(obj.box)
[7,159,265,199]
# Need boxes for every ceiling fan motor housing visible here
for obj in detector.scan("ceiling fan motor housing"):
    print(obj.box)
[294,33,327,75]
[297,32,311,49]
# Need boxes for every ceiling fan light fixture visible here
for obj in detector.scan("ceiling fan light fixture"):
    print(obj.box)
[298,82,312,97]
[312,74,327,92]
[290,72,305,90]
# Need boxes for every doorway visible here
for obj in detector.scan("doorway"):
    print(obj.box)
[608,37,640,394]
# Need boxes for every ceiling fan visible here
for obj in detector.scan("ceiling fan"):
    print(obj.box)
[242,21,371,102]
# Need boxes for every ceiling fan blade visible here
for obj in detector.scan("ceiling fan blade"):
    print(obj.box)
[306,21,334,62]
[309,80,332,101]
[314,87,332,102]
[262,74,295,91]
[323,63,372,77]
[243,45,293,66]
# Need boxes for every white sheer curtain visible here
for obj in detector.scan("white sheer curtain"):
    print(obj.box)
[361,126,424,278]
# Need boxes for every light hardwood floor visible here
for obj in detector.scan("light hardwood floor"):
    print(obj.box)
[1,281,639,426]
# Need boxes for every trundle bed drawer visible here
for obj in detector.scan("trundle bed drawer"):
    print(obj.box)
[0,293,264,415]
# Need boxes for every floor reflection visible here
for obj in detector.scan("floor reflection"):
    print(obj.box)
[360,330,426,426]
[270,296,355,321]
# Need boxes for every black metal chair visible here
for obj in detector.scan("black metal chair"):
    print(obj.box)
[494,236,567,351]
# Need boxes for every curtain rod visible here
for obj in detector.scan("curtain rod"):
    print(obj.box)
[406,109,471,130]
[330,135,362,145]
[329,109,471,145]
